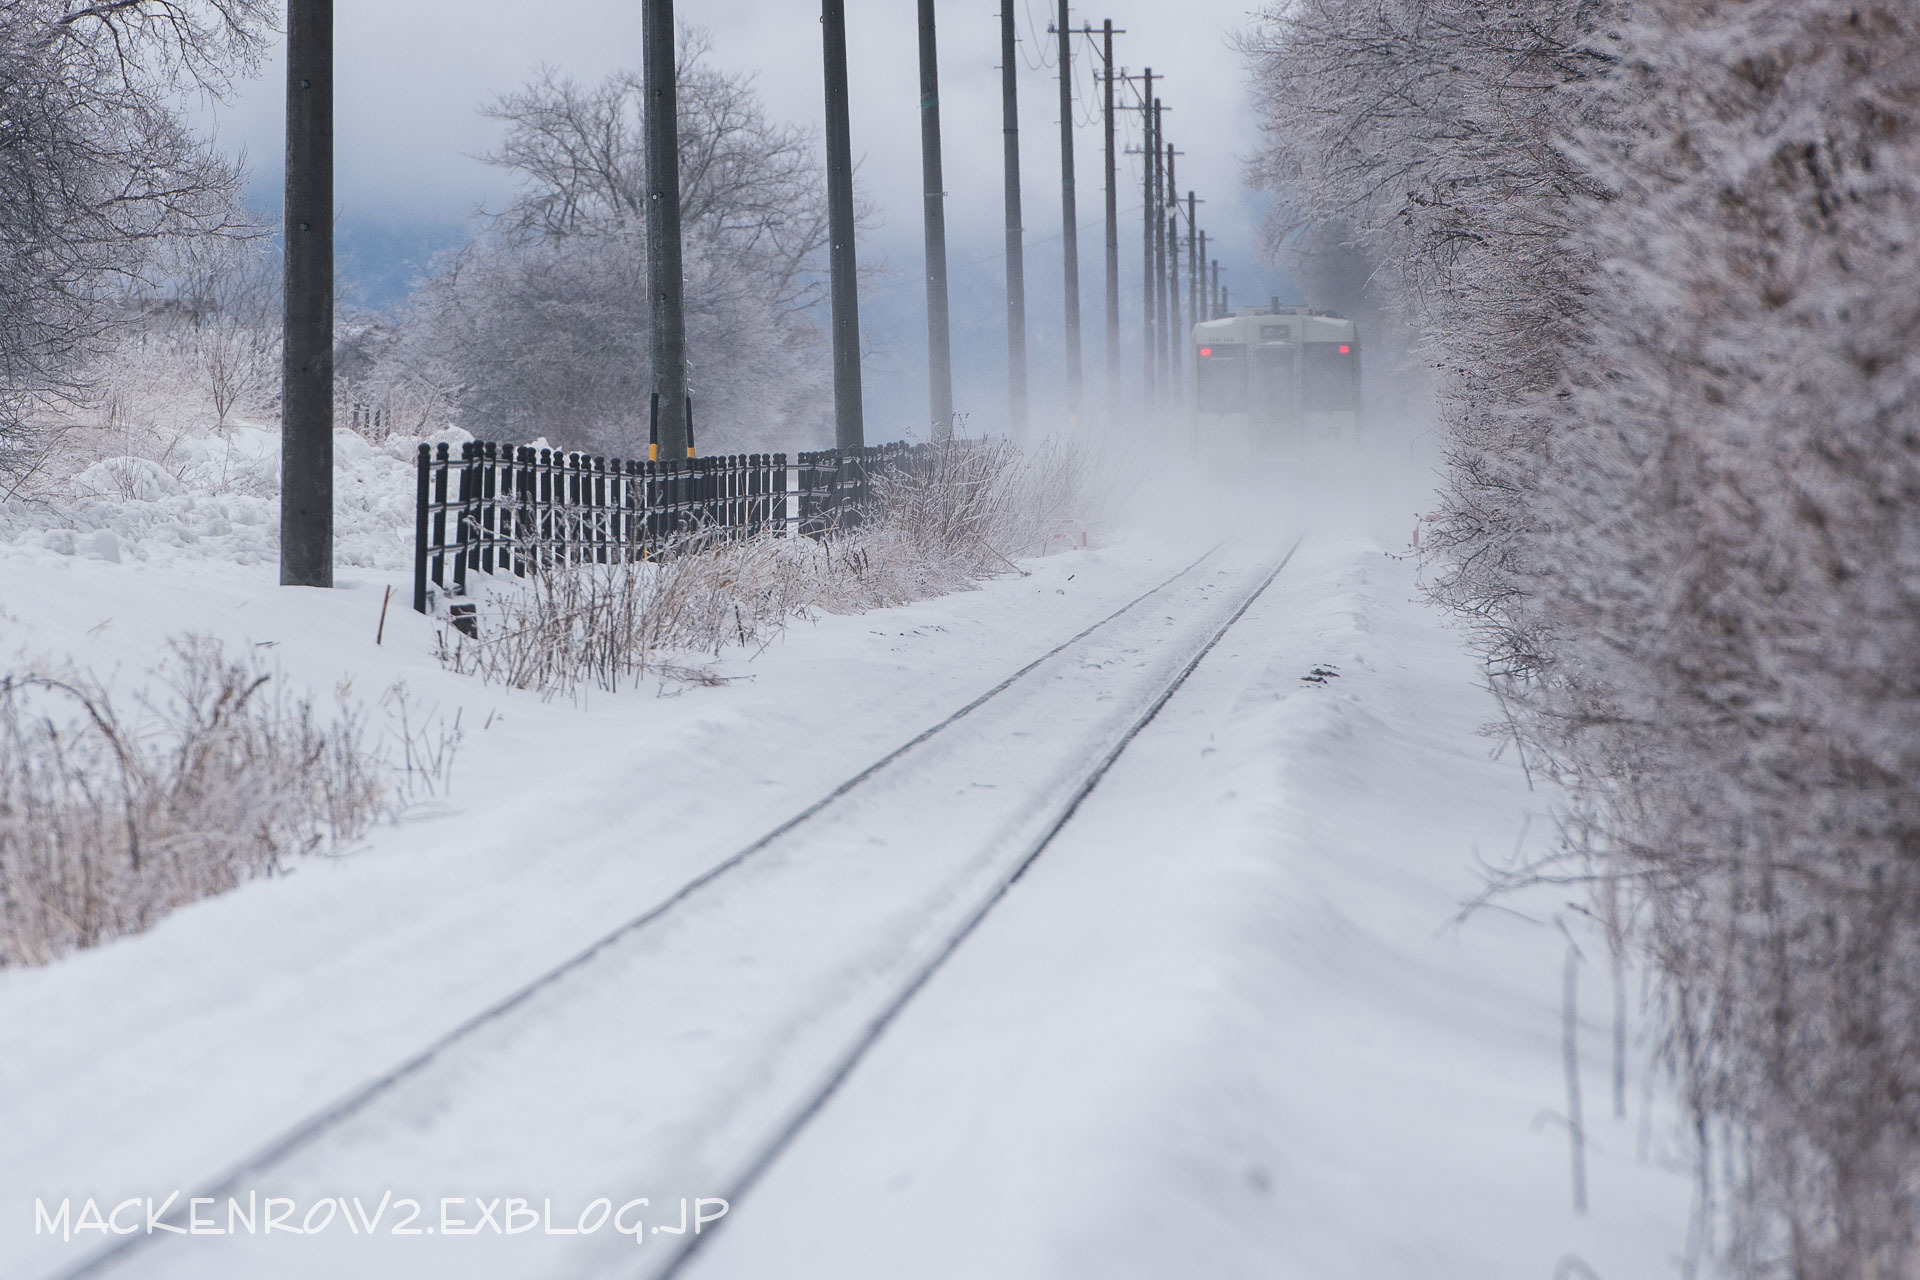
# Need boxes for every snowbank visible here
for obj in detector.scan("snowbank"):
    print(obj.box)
[1,423,467,571]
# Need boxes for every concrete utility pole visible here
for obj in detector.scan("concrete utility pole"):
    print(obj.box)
[280,0,333,589]
[918,0,955,442]
[1144,102,1159,408]
[821,0,864,450]
[1194,222,1205,326]
[1138,68,1154,413]
[1167,210,1180,404]
[1054,1,1081,429]
[999,4,1027,440]
[644,0,689,460]
[1166,145,1182,407]
[1101,20,1120,430]
[1182,192,1198,339]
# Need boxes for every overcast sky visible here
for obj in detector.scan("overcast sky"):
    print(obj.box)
[199,0,1292,433]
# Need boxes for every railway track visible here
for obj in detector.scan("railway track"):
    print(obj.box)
[54,536,1301,1280]
[657,536,1303,1280]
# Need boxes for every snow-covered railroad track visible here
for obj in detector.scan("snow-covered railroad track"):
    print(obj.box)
[657,537,1303,1280]
[56,539,1301,1280]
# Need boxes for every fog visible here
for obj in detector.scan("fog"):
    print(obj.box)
[194,0,1300,441]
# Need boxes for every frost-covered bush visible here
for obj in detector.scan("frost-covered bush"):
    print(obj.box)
[1539,4,1920,1271]
[0,639,379,966]
[0,638,464,967]
[1245,0,1920,1272]
[1241,0,1615,682]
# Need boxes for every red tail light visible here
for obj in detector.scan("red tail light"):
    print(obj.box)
[1338,344,1350,354]
[1199,347,1212,357]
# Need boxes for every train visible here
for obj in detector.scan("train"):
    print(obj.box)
[1190,304,1362,454]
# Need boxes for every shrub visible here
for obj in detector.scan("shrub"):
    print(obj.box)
[434,437,1113,697]
[0,637,457,966]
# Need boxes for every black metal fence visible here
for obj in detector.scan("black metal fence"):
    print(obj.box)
[412,439,921,614]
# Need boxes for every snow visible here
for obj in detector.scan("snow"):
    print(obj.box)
[0,424,460,570]
[681,536,1696,1280]
[0,428,1695,1279]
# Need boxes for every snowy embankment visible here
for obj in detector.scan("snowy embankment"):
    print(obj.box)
[0,424,447,571]
[0,431,1693,1278]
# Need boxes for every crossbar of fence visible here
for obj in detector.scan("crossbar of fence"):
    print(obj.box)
[412,440,924,615]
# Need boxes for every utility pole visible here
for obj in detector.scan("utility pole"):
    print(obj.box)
[1100,20,1120,431]
[1144,102,1159,408]
[1138,70,1155,414]
[1159,141,1175,404]
[1189,195,1201,339]
[281,0,332,588]
[1053,1,1082,429]
[821,0,864,449]
[918,0,954,442]
[644,0,689,461]
[1167,210,1180,406]
[1196,227,1207,323]
[998,4,1026,440]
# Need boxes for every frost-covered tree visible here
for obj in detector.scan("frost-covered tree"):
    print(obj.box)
[1540,3,1920,1271]
[1246,0,1920,1272]
[142,231,281,428]
[1241,0,1616,682]
[381,32,832,457]
[0,0,271,480]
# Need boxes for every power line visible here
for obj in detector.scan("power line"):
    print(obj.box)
[1019,0,1055,69]
[860,205,1143,300]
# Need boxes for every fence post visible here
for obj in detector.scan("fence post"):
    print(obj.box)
[479,441,498,575]
[776,452,790,537]
[565,452,580,564]
[741,454,756,537]
[737,455,749,533]
[532,448,548,571]
[797,451,814,538]
[647,458,658,551]
[591,455,606,563]
[603,456,616,561]
[430,442,450,594]
[514,446,534,577]
[623,459,640,559]
[453,441,475,595]
[413,443,430,613]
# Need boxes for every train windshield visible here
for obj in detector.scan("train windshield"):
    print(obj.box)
[1302,342,1360,411]
[1196,345,1246,413]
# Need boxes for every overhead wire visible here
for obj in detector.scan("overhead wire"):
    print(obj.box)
[862,203,1147,300]
[910,13,1230,318]
[1018,0,1055,70]
[1065,20,1103,130]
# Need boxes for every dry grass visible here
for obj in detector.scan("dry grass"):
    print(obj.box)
[436,436,1124,697]
[0,637,461,967]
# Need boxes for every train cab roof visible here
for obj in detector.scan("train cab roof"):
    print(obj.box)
[1193,305,1358,348]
